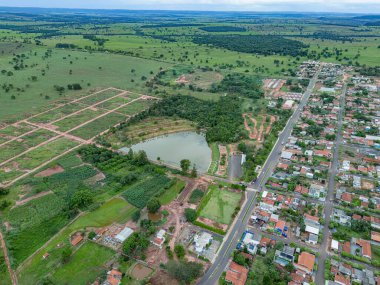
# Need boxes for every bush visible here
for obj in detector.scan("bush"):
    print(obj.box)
[147,198,161,214]
[184,208,197,222]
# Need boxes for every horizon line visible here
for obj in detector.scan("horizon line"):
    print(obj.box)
[0,6,380,15]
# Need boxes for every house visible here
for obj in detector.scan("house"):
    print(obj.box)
[274,246,295,267]
[345,238,372,259]
[334,273,350,285]
[103,269,122,285]
[194,232,212,254]
[371,231,380,245]
[240,231,260,255]
[295,252,315,274]
[71,234,84,246]
[332,209,351,226]
[42,253,49,259]
[151,229,166,248]
[115,227,134,243]
[225,262,249,285]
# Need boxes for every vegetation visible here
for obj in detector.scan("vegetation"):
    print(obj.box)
[166,260,203,283]
[193,35,308,56]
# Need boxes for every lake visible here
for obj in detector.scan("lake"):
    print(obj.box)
[120,131,212,173]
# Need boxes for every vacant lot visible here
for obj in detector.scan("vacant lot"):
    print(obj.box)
[198,186,241,225]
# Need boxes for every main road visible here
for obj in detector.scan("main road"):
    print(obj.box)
[198,68,321,285]
[314,82,347,284]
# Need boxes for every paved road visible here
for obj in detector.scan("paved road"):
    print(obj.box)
[198,69,321,285]
[315,83,347,284]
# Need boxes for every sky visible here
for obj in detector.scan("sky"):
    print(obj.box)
[0,0,380,13]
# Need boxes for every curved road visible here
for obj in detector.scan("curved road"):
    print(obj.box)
[198,69,321,285]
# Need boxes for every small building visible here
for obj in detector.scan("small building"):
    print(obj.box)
[115,227,134,243]
[151,229,166,248]
[42,253,49,260]
[331,239,340,251]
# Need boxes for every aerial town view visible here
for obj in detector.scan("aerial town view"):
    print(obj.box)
[0,1,379,285]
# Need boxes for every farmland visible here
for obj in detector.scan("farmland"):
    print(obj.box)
[122,175,173,208]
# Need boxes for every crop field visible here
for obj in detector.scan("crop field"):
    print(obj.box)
[198,186,242,225]
[5,193,69,267]
[122,175,173,208]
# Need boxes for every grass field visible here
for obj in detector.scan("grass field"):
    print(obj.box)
[207,143,220,175]
[51,242,115,285]
[198,186,241,225]
[0,48,171,123]
[53,108,106,132]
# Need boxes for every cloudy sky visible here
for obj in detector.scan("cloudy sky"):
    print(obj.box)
[0,0,379,13]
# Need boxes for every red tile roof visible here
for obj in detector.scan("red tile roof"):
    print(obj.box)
[296,252,315,273]
[225,262,249,285]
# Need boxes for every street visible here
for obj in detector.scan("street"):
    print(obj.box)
[198,69,321,285]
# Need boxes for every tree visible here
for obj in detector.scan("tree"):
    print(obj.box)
[0,187,9,196]
[88,231,96,240]
[166,260,203,283]
[61,246,72,264]
[190,165,197,178]
[134,150,149,166]
[132,210,141,222]
[174,244,186,259]
[147,198,161,214]
[70,188,93,209]
[180,159,191,173]
[184,208,197,222]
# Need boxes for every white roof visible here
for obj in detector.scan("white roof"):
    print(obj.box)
[262,190,268,198]
[115,227,134,242]
[157,229,166,239]
[281,151,293,160]
[331,239,339,250]
[305,225,320,235]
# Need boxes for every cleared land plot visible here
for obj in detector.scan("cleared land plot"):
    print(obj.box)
[12,138,79,170]
[208,143,220,175]
[76,89,123,106]
[0,129,57,163]
[17,198,136,284]
[53,109,106,132]
[0,123,36,138]
[52,242,115,285]
[28,103,84,124]
[69,112,127,140]
[198,187,241,225]
[117,100,154,116]
[0,138,80,183]
[95,96,131,110]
